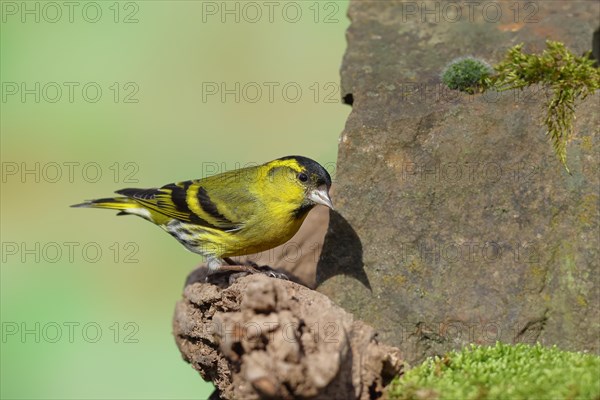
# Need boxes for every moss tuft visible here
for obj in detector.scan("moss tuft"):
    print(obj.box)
[485,41,600,173]
[441,57,493,94]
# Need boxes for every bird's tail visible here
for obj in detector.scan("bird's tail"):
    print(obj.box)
[71,197,138,215]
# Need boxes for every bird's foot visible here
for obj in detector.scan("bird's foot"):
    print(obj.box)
[205,263,288,283]
[239,261,289,280]
[254,265,289,280]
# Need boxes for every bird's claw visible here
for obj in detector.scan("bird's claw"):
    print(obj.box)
[264,270,289,280]
[255,265,288,280]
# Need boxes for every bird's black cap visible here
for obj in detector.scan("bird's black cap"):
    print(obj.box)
[278,155,332,187]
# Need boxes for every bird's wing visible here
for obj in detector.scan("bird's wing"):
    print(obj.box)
[116,178,250,231]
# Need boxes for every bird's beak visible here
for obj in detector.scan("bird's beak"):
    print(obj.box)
[308,185,334,210]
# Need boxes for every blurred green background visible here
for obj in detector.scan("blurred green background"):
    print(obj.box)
[0,1,350,398]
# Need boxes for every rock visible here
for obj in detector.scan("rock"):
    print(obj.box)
[173,271,404,399]
[320,0,600,365]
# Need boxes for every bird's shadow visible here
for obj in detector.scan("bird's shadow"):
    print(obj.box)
[315,210,370,291]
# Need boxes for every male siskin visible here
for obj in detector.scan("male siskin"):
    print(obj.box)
[72,156,333,276]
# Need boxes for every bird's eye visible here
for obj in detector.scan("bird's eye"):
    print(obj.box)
[297,173,308,182]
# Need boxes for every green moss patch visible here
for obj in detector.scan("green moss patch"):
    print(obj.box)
[388,342,600,400]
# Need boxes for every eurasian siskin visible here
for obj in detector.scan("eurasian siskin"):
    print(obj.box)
[72,155,333,276]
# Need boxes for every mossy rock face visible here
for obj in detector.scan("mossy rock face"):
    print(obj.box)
[319,0,600,365]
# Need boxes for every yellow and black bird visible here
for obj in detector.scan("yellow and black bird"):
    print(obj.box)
[72,156,333,277]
